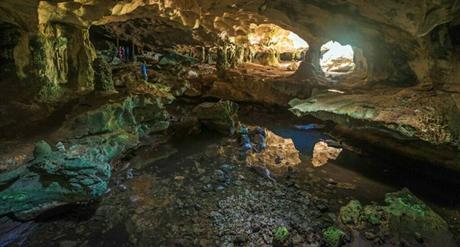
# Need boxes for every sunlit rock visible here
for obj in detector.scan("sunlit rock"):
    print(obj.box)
[311,141,342,167]
[246,129,301,173]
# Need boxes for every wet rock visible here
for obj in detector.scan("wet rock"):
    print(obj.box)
[246,129,301,174]
[58,240,77,247]
[289,89,460,170]
[64,95,170,140]
[363,231,377,240]
[250,165,276,182]
[192,100,239,135]
[126,168,134,179]
[55,141,66,152]
[312,141,342,167]
[339,189,457,247]
[290,90,460,148]
[316,202,329,213]
[220,164,233,173]
[339,200,362,225]
[0,150,111,219]
[118,184,127,192]
[202,184,213,192]
[0,218,35,247]
[0,94,173,219]
[33,140,52,159]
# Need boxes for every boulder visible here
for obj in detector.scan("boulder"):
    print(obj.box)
[64,95,170,139]
[0,95,172,219]
[33,140,52,159]
[312,141,342,167]
[0,149,111,220]
[339,189,456,247]
[246,129,301,173]
[192,100,239,135]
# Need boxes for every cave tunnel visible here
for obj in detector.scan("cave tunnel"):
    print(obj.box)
[0,1,460,246]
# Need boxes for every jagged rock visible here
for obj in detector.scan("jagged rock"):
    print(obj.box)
[339,200,363,225]
[93,57,115,93]
[202,63,312,106]
[339,189,456,247]
[159,51,197,67]
[246,129,301,173]
[192,100,239,135]
[63,95,170,139]
[312,141,343,167]
[290,89,460,146]
[0,149,111,220]
[0,95,172,219]
[290,88,460,170]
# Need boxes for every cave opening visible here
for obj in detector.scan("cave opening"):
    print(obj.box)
[247,24,308,71]
[320,41,355,79]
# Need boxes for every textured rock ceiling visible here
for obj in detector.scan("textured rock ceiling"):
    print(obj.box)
[2,0,458,42]
[0,0,459,87]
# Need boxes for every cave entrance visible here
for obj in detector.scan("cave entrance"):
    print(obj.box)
[320,41,355,78]
[245,24,308,74]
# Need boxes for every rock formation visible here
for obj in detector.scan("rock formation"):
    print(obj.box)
[339,189,457,247]
[0,0,459,245]
[0,94,172,219]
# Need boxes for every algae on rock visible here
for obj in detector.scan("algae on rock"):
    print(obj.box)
[192,100,239,135]
[0,94,172,219]
[322,226,345,247]
[339,189,456,247]
[0,141,111,220]
[93,56,115,92]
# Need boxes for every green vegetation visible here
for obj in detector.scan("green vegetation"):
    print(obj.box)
[272,226,289,242]
[322,227,345,247]
[339,200,362,225]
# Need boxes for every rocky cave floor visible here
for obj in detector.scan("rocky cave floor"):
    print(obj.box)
[0,57,460,247]
[0,102,459,247]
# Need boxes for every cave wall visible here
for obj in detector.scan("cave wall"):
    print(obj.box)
[0,0,459,101]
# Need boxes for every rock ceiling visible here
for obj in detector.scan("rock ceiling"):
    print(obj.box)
[0,0,459,87]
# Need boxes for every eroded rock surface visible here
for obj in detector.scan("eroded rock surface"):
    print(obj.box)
[312,141,343,167]
[246,129,302,173]
[289,87,460,170]
[0,94,172,219]
[192,100,239,135]
[340,189,457,247]
[290,89,460,146]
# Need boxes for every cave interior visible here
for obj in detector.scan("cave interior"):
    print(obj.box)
[0,0,460,246]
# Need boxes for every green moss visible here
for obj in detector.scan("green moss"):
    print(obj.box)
[29,35,63,102]
[33,140,52,159]
[338,189,455,246]
[362,205,385,225]
[339,200,362,225]
[272,226,289,242]
[384,189,449,235]
[323,227,345,247]
[93,57,115,92]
